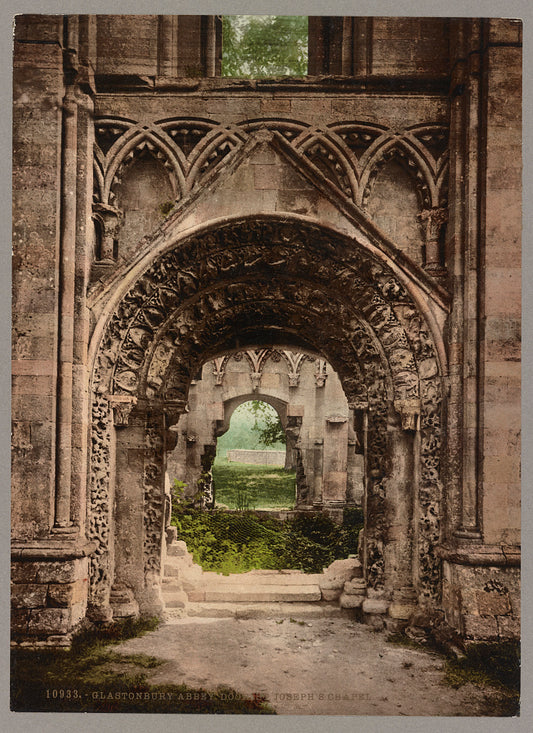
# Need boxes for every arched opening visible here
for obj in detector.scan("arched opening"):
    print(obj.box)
[214,399,293,511]
[87,215,445,625]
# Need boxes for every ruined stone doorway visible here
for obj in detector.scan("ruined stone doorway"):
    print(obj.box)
[87,216,446,624]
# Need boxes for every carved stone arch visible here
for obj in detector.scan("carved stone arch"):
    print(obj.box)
[94,117,135,157]
[359,136,436,210]
[157,117,221,160]
[221,392,289,436]
[296,130,358,200]
[87,216,445,619]
[186,125,248,189]
[93,149,105,204]
[406,124,449,175]
[328,121,389,169]
[435,157,450,207]
[103,125,187,205]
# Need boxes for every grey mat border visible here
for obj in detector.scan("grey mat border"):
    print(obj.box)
[2,1,531,731]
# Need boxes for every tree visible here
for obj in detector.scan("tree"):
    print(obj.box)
[222,15,308,78]
[250,400,286,446]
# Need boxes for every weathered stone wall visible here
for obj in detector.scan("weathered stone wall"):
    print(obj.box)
[227,450,286,466]
[12,15,64,540]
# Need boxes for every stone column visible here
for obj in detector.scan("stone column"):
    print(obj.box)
[92,203,121,263]
[53,83,78,533]
[418,207,448,278]
[385,402,419,619]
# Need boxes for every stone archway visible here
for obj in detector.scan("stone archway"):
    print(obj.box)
[87,216,445,623]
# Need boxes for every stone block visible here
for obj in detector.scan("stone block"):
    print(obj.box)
[339,593,364,609]
[388,602,415,620]
[36,559,87,584]
[11,561,38,584]
[362,598,389,614]
[187,590,206,602]
[463,614,499,640]
[47,580,88,608]
[27,608,71,636]
[343,578,367,595]
[319,577,345,591]
[164,591,189,608]
[321,588,342,602]
[11,583,47,609]
[166,541,189,557]
[475,590,511,617]
[497,615,520,640]
[363,614,385,631]
[11,609,30,634]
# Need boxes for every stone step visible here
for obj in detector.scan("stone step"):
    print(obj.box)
[195,572,323,587]
[193,585,322,603]
[162,590,189,608]
[182,601,352,620]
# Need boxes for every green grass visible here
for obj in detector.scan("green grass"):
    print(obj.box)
[213,459,296,510]
[11,616,274,714]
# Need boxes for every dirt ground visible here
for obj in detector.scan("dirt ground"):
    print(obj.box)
[114,615,514,716]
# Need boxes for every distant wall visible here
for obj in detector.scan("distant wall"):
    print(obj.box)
[226,449,286,466]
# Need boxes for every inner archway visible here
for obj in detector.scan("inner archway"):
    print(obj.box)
[214,399,292,511]
[87,215,446,625]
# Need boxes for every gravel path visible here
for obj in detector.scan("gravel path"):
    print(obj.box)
[113,615,512,716]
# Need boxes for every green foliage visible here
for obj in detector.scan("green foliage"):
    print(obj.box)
[11,616,274,713]
[158,200,174,217]
[222,15,308,78]
[250,399,286,446]
[213,460,295,510]
[171,506,362,575]
[216,402,286,457]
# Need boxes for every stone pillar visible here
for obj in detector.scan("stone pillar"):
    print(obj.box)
[92,203,122,263]
[53,83,78,532]
[322,415,349,504]
[385,402,420,620]
[418,207,448,278]
[447,19,484,542]
[111,398,182,618]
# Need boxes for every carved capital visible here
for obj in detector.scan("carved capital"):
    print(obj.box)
[108,394,137,426]
[418,207,448,275]
[288,372,300,388]
[393,399,421,432]
[163,399,189,427]
[314,359,327,387]
[418,207,448,242]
